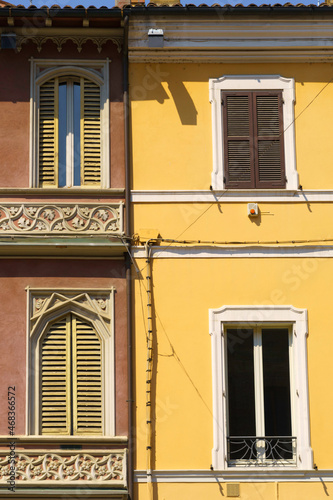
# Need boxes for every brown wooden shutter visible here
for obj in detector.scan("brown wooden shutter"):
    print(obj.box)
[223,90,285,189]
[223,92,255,188]
[254,92,285,188]
[81,78,101,186]
[39,78,58,187]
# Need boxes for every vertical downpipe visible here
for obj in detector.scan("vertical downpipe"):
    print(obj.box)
[123,13,133,500]
[145,242,154,500]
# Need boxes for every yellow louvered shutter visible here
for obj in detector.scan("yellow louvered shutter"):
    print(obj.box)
[81,78,101,186]
[39,78,58,187]
[41,316,70,434]
[73,316,102,434]
[40,314,102,435]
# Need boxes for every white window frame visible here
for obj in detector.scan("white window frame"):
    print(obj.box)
[27,289,115,437]
[30,58,110,189]
[209,305,313,470]
[209,75,298,192]
[62,77,80,188]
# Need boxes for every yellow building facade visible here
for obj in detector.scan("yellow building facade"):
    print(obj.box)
[128,5,333,499]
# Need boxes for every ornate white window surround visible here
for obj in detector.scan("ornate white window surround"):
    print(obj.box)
[209,75,298,192]
[209,305,313,471]
[27,289,115,437]
[30,58,110,189]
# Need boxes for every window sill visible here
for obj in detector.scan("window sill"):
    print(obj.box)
[131,189,333,203]
[0,188,125,196]
[0,435,128,444]
[134,468,321,482]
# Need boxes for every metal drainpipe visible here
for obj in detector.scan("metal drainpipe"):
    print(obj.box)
[123,13,133,500]
[145,241,154,500]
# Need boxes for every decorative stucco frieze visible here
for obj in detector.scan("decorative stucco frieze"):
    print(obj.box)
[0,452,126,486]
[30,290,113,336]
[0,203,123,235]
[17,35,123,53]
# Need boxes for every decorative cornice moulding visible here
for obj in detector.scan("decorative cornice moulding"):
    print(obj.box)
[16,34,123,53]
[0,28,123,54]
[0,203,124,235]
[132,246,333,259]
[128,19,333,62]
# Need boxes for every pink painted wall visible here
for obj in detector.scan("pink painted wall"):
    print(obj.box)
[0,40,125,188]
[0,259,128,437]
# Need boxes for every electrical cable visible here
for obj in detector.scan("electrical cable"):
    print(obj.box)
[134,75,333,275]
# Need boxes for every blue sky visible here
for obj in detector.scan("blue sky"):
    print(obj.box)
[17,0,319,8]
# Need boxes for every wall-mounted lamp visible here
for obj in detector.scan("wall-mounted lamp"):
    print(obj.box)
[148,28,164,48]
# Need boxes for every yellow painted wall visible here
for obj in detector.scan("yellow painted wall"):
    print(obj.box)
[130,60,333,498]
[133,202,333,243]
[130,62,333,191]
[133,257,333,471]
[135,481,333,500]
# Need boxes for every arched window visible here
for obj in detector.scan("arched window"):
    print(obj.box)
[30,60,110,189]
[28,290,114,437]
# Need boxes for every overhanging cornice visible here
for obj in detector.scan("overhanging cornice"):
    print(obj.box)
[128,16,333,62]
[0,237,128,257]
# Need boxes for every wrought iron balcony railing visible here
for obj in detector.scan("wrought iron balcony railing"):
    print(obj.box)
[227,436,297,467]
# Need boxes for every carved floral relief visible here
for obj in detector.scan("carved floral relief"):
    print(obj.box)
[0,452,125,484]
[0,204,123,235]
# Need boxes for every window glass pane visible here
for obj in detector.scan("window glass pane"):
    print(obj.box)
[58,83,67,188]
[73,82,81,186]
[262,329,291,437]
[226,328,255,437]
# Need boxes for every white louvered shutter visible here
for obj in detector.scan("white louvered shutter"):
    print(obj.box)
[81,78,101,186]
[38,78,58,187]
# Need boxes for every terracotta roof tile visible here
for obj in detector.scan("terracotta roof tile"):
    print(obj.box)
[2,2,333,10]
[0,0,15,6]
[126,2,332,7]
